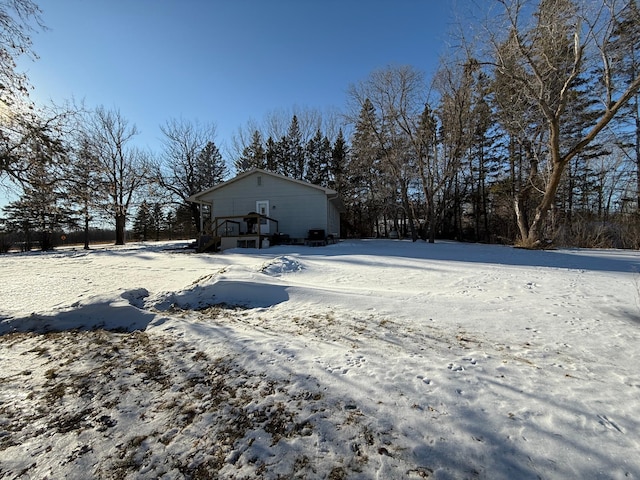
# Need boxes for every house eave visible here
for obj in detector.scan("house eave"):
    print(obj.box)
[188,168,339,202]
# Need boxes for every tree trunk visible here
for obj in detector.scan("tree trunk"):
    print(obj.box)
[525,160,566,246]
[83,215,90,250]
[400,184,418,241]
[190,202,202,233]
[24,228,32,251]
[515,144,538,244]
[418,172,436,244]
[427,198,436,244]
[635,97,640,214]
[115,213,126,245]
[480,145,489,242]
[40,231,52,251]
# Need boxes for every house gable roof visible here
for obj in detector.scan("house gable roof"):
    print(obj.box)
[187,168,339,203]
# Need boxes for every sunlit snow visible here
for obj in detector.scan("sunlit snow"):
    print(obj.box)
[1,240,639,479]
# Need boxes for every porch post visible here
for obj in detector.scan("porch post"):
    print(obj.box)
[257,214,261,248]
[199,202,204,233]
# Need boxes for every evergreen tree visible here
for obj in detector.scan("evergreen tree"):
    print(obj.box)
[274,135,294,177]
[282,115,305,179]
[286,115,306,180]
[151,203,165,241]
[468,72,501,242]
[305,129,331,186]
[3,160,74,251]
[2,200,37,251]
[165,209,176,240]
[264,136,278,173]
[608,1,640,211]
[329,129,348,192]
[64,135,104,249]
[235,130,266,172]
[132,201,152,241]
[349,98,390,237]
[349,66,427,240]
[556,72,610,235]
[193,141,228,190]
[166,204,197,239]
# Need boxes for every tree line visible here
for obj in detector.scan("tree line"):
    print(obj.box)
[1,0,639,251]
[1,106,229,251]
[231,0,640,248]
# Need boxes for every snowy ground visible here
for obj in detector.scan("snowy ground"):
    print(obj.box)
[0,239,639,479]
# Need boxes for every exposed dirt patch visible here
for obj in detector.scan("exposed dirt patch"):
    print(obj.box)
[0,329,382,479]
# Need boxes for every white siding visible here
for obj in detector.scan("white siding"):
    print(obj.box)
[200,172,331,239]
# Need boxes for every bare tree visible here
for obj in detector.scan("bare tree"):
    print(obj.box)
[0,0,60,185]
[88,106,148,245]
[155,118,227,232]
[430,57,481,242]
[1,104,67,184]
[0,0,43,106]
[347,65,426,241]
[228,118,262,168]
[487,0,640,247]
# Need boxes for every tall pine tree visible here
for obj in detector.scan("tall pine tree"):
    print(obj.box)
[305,129,331,186]
[329,128,348,193]
[235,130,266,172]
[608,1,640,212]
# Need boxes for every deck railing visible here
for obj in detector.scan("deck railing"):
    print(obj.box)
[211,213,279,237]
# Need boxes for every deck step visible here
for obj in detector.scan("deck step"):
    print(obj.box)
[197,236,221,253]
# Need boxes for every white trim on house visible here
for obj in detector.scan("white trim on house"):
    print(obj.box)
[186,168,341,203]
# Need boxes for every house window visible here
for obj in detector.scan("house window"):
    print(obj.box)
[257,175,262,186]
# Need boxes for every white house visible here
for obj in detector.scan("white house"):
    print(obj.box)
[187,168,344,251]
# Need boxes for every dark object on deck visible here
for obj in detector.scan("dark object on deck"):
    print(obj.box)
[243,212,258,233]
[306,229,326,247]
[271,233,290,246]
[308,229,325,240]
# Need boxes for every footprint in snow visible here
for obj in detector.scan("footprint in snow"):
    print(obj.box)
[271,346,296,363]
[448,357,478,372]
[323,354,367,375]
[345,354,366,368]
[326,366,349,375]
[597,414,624,433]
[448,363,464,372]
[314,358,349,375]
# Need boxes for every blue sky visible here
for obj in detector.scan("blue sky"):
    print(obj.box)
[19,0,463,154]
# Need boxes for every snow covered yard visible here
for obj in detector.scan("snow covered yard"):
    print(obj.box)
[1,239,639,479]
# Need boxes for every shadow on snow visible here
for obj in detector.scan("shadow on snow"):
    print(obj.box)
[242,239,640,274]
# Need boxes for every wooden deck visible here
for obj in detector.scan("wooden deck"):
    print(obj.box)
[196,213,279,252]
